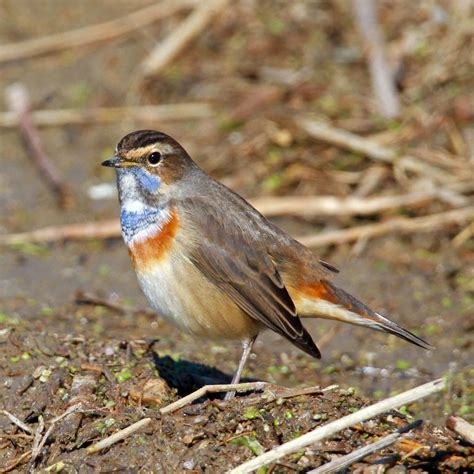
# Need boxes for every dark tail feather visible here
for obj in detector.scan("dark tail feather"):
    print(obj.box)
[371,311,433,350]
[299,280,433,351]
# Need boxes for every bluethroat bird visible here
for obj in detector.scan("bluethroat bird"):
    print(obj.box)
[102,130,431,399]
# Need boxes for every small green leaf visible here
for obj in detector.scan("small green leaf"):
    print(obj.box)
[396,359,411,370]
[231,436,264,456]
[116,368,133,383]
[243,406,260,420]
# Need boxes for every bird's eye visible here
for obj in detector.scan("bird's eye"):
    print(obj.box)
[147,151,162,166]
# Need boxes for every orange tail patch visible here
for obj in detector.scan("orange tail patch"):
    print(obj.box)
[298,281,339,305]
[129,209,179,269]
[292,279,373,320]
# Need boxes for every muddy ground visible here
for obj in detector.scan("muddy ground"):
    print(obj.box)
[0,0,473,472]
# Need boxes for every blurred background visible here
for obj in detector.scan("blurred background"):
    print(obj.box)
[0,0,472,419]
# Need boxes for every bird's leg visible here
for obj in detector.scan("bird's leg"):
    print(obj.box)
[224,335,257,401]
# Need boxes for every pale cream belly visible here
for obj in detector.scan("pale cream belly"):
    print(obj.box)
[135,252,261,340]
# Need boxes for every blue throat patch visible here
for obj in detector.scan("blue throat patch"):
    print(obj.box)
[120,207,165,242]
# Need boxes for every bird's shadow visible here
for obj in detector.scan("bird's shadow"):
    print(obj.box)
[152,351,233,397]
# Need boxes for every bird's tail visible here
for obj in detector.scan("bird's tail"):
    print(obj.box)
[292,279,432,350]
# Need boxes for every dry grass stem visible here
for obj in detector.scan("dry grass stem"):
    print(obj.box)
[139,0,229,78]
[452,222,474,248]
[297,206,474,248]
[0,103,213,128]
[310,433,399,473]
[252,189,465,219]
[0,450,32,473]
[160,382,269,415]
[297,117,445,179]
[86,417,152,455]
[5,83,72,209]
[229,379,445,473]
[0,410,34,434]
[0,0,195,64]
[0,218,120,246]
[352,0,400,119]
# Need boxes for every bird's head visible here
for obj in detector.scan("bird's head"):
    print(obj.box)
[102,130,193,205]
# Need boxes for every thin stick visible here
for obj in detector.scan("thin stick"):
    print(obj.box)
[0,410,34,434]
[309,420,422,473]
[160,382,268,415]
[297,206,474,248]
[297,117,444,179]
[446,416,474,444]
[252,189,465,219]
[139,0,229,78]
[30,405,83,464]
[229,379,445,473]
[5,83,72,209]
[0,450,32,473]
[352,0,400,119]
[452,222,474,248]
[0,218,120,246]
[0,0,195,64]
[0,103,213,128]
[30,415,45,465]
[86,417,152,454]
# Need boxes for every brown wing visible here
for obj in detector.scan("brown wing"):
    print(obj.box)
[185,199,321,359]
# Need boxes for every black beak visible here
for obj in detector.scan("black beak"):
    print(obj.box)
[101,156,121,168]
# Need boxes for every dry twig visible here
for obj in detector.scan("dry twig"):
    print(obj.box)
[252,189,467,219]
[0,219,120,246]
[0,103,213,128]
[297,117,445,179]
[229,379,445,473]
[297,206,474,248]
[30,405,83,465]
[0,0,195,64]
[160,382,268,415]
[86,418,152,454]
[139,0,229,78]
[352,0,400,119]
[309,420,422,473]
[0,410,34,434]
[0,450,32,473]
[5,83,72,209]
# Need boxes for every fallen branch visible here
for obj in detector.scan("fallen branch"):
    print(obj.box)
[352,0,400,119]
[297,206,474,248]
[160,382,268,415]
[5,83,73,209]
[309,420,423,473]
[139,0,229,78]
[0,0,195,64]
[446,416,474,444]
[297,117,445,179]
[86,417,152,455]
[0,103,213,128]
